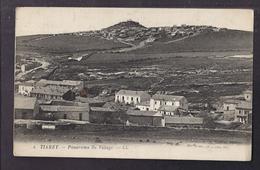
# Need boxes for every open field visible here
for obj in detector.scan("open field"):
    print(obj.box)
[14,125,251,144]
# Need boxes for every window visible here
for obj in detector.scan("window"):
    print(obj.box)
[63,114,67,119]
[137,98,139,103]
[146,108,149,111]
[165,102,167,105]
[21,112,27,119]
[79,113,82,121]
[155,101,157,104]
[122,96,125,101]
[131,97,133,101]
[239,110,242,114]
[227,106,229,111]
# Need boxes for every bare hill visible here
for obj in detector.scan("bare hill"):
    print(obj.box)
[131,30,253,54]
[16,34,130,53]
[16,20,253,54]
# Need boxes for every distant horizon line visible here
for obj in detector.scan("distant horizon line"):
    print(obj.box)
[16,21,253,37]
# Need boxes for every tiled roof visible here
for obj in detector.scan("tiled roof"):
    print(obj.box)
[223,99,241,104]
[90,107,116,112]
[14,96,37,110]
[152,94,184,101]
[136,100,150,106]
[126,110,162,117]
[75,97,105,104]
[165,116,203,124]
[116,90,149,97]
[158,105,179,112]
[236,101,252,110]
[19,81,35,86]
[36,79,81,87]
[40,105,89,112]
[31,87,70,96]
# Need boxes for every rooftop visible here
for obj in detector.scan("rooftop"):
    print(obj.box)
[75,96,105,104]
[40,105,89,112]
[19,80,36,86]
[36,79,82,87]
[165,116,203,124]
[223,99,242,104]
[152,94,185,101]
[136,100,150,106]
[158,105,179,112]
[31,86,70,96]
[14,96,37,110]
[244,90,253,94]
[236,101,252,110]
[90,107,116,112]
[116,90,150,97]
[126,110,162,117]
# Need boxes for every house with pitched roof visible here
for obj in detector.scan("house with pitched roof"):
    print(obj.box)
[14,95,39,119]
[115,90,150,105]
[18,80,36,96]
[221,89,253,124]
[158,105,180,116]
[149,94,188,111]
[30,86,75,101]
[126,109,164,126]
[136,100,150,111]
[39,104,89,121]
[235,101,252,124]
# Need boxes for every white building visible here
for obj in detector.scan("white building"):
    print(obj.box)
[222,89,252,123]
[115,90,150,105]
[136,101,150,111]
[18,81,36,96]
[243,90,252,102]
[149,94,188,111]
[158,105,179,116]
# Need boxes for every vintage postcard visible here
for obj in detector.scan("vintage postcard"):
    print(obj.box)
[14,7,253,160]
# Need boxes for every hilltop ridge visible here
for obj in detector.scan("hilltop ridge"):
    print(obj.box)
[16,20,253,54]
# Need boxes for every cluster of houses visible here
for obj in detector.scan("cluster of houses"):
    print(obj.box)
[115,90,203,128]
[220,90,253,124]
[14,79,253,129]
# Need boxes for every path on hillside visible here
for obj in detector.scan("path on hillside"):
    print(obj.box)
[16,58,50,80]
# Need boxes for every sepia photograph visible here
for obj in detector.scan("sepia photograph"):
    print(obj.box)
[13,7,253,161]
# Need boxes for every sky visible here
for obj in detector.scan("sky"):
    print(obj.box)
[16,7,254,36]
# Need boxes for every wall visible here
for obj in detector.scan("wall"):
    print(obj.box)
[166,123,203,128]
[244,93,252,101]
[150,98,188,111]
[15,109,34,119]
[223,110,235,121]
[40,111,89,121]
[223,103,237,111]
[89,111,125,124]
[136,105,150,111]
[235,108,251,124]
[127,115,163,127]
[115,94,141,105]
[18,85,34,96]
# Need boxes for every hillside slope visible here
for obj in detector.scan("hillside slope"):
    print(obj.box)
[16,34,130,53]
[131,30,253,54]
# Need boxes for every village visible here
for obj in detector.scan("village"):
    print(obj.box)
[14,78,252,130]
